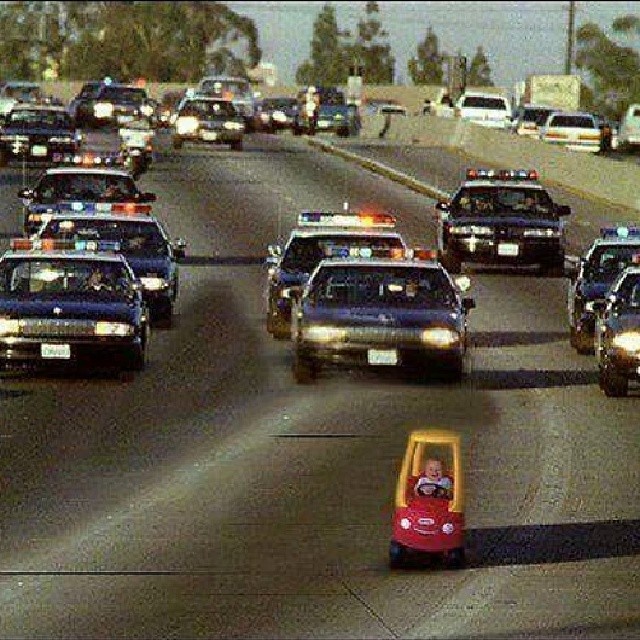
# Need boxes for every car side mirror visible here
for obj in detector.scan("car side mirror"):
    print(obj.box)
[18,188,34,199]
[556,204,571,216]
[462,297,476,312]
[139,192,157,203]
[172,238,187,259]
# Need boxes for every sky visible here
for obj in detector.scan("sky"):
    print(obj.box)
[224,1,640,88]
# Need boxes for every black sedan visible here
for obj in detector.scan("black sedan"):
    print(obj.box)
[290,256,475,383]
[0,104,81,166]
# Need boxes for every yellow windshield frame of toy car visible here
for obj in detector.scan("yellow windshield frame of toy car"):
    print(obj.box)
[395,429,463,513]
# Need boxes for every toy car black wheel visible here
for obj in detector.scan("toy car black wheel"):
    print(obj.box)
[389,540,408,569]
[293,354,316,384]
[599,365,628,397]
[445,547,466,570]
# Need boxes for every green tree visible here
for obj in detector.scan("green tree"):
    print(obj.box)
[407,26,443,85]
[467,46,493,86]
[345,1,394,84]
[0,1,261,82]
[295,3,349,86]
[575,16,640,118]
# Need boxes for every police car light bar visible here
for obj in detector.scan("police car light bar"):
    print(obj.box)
[10,238,121,252]
[297,211,396,228]
[466,168,539,181]
[600,226,640,239]
[51,151,125,167]
[28,202,152,216]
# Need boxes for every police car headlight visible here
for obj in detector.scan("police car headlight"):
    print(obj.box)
[0,318,20,336]
[584,301,597,312]
[612,332,640,352]
[140,104,153,117]
[421,327,459,347]
[523,228,561,237]
[1,134,28,142]
[95,322,134,336]
[140,277,169,291]
[223,121,244,130]
[48,136,74,143]
[272,111,287,123]
[400,518,412,530]
[449,225,492,235]
[94,102,114,118]
[175,116,199,135]
[302,326,347,342]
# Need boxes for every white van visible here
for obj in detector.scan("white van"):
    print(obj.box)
[618,104,640,152]
[455,92,512,129]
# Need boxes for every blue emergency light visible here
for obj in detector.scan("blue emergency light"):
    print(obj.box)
[600,226,640,239]
[10,237,121,252]
[466,168,539,181]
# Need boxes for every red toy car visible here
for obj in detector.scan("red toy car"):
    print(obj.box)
[390,429,466,569]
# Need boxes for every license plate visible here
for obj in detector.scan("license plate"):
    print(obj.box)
[41,343,71,359]
[117,115,134,123]
[31,145,47,157]
[367,349,398,365]
[498,243,519,256]
[202,131,218,141]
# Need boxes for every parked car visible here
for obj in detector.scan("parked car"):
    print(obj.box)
[617,103,640,153]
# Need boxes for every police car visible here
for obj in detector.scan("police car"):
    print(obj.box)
[593,265,640,397]
[18,167,156,235]
[568,226,640,355]
[33,205,185,327]
[0,238,149,376]
[290,249,475,384]
[435,169,571,275]
[265,208,408,340]
[0,104,82,167]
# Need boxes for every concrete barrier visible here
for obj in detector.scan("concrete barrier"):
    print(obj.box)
[358,114,640,212]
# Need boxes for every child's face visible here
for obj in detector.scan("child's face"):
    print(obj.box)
[425,459,443,481]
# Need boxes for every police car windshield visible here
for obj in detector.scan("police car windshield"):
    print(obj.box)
[0,259,131,297]
[200,80,250,96]
[3,85,42,101]
[613,273,640,310]
[454,186,553,216]
[281,235,405,273]
[36,174,137,202]
[99,86,147,103]
[180,100,237,118]
[7,109,72,129]
[585,245,640,281]
[310,266,457,308]
[40,220,168,257]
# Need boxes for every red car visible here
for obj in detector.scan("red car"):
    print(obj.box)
[390,429,465,569]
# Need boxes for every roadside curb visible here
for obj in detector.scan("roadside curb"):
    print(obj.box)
[305,136,452,201]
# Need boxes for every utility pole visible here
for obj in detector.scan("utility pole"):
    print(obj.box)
[565,0,576,74]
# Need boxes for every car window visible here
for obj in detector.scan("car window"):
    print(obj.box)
[180,100,237,118]
[586,246,640,280]
[461,96,507,110]
[99,86,147,103]
[7,109,72,128]
[548,115,596,128]
[454,187,552,215]
[310,266,457,308]
[36,174,137,202]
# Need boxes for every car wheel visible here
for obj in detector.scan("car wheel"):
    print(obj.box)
[293,354,316,384]
[445,547,466,570]
[440,359,463,383]
[389,540,408,569]
[231,140,243,151]
[600,365,628,397]
[441,250,462,274]
[575,330,594,355]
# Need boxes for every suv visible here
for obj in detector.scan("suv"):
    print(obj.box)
[197,75,258,132]
[455,92,512,129]
[435,168,571,276]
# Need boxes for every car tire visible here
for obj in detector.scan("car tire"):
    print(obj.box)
[575,330,594,355]
[389,540,408,569]
[293,354,316,384]
[441,250,462,274]
[230,140,243,151]
[600,365,628,397]
[540,259,565,278]
[445,547,466,570]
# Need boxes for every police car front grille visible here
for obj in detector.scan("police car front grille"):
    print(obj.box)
[343,326,423,343]
[18,319,96,337]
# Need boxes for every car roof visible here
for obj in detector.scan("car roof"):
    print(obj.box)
[39,213,157,224]
[43,167,132,177]
[315,257,440,269]
[3,250,126,262]
[9,104,68,112]
[590,237,640,248]
[289,229,405,240]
